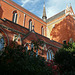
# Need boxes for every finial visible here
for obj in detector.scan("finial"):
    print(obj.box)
[43,0,45,7]
[70,3,71,7]
[66,4,69,8]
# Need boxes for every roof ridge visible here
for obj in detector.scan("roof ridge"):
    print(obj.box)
[47,10,65,23]
[22,32,32,41]
[47,10,65,20]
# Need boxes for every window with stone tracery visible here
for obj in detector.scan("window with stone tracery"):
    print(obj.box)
[0,33,5,50]
[41,26,44,35]
[12,11,18,23]
[29,20,32,31]
[47,49,54,60]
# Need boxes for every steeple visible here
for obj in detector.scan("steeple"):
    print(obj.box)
[42,1,47,22]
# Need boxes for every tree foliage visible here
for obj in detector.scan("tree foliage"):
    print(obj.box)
[0,41,52,75]
[54,42,75,74]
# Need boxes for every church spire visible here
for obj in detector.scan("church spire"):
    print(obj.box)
[42,1,47,22]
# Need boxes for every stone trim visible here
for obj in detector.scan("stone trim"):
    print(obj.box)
[13,34,22,44]
[0,28,9,45]
[22,32,31,41]
[2,0,46,26]
[44,41,61,49]
[50,40,62,45]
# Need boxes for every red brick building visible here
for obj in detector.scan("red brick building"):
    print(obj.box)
[51,15,75,43]
[1,0,75,60]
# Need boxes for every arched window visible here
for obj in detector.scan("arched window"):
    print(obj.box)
[47,50,54,60]
[41,26,44,35]
[26,45,28,53]
[29,20,32,31]
[36,49,38,57]
[0,33,5,50]
[12,11,17,23]
[31,43,34,50]
[69,38,73,43]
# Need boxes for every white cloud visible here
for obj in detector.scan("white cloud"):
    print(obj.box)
[46,6,59,18]
[46,0,75,18]
[21,0,30,7]
[46,0,67,18]
[14,0,75,18]
[21,0,39,7]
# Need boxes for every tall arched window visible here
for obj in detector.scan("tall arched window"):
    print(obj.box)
[47,50,54,60]
[0,33,5,50]
[41,26,44,35]
[29,20,32,31]
[12,11,17,23]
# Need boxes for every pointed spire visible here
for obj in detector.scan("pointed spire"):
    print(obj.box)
[42,0,47,22]
[43,2,46,17]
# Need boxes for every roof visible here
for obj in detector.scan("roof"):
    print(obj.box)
[0,18,29,35]
[0,18,62,49]
[47,10,65,23]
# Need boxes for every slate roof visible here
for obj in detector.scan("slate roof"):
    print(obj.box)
[47,10,65,23]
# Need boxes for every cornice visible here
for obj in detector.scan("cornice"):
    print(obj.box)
[2,0,47,26]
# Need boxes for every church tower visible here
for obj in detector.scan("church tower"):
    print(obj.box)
[42,2,47,22]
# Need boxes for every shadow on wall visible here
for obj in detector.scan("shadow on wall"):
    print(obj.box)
[50,15,75,44]
[0,7,3,18]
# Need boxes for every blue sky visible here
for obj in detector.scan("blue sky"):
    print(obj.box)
[13,0,75,19]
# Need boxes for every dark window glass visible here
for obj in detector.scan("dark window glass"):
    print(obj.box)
[12,12,17,23]
[29,20,32,31]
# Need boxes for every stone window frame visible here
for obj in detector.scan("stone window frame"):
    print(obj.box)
[29,19,32,31]
[13,34,22,44]
[41,26,44,36]
[47,49,54,60]
[0,33,5,51]
[12,10,18,23]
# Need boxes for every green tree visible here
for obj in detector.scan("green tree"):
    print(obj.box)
[0,41,52,75]
[54,42,75,74]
